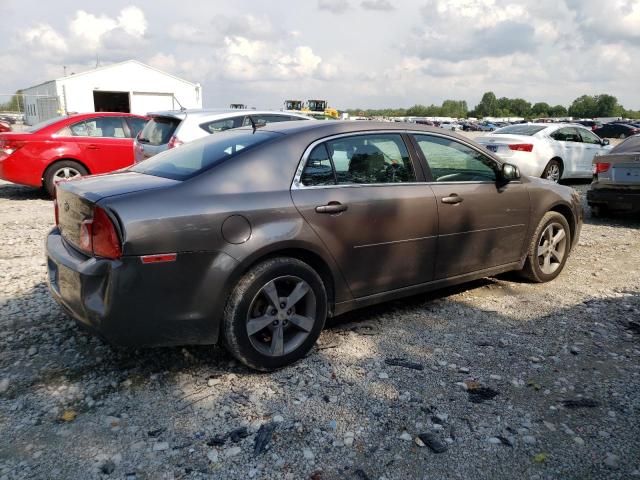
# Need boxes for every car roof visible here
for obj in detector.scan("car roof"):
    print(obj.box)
[238,120,493,150]
[146,109,312,120]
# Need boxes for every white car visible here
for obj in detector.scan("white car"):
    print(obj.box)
[440,122,463,131]
[475,123,612,182]
[134,109,313,162]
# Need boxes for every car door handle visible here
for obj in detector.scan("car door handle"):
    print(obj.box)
[441,194,463,204]
[87,144,99,150]
[315,202,348,214]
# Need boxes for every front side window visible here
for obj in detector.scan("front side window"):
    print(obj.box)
[579,128,602,144]
[68,117,127,138]
[250,114,301,124]
[414,134,497,182]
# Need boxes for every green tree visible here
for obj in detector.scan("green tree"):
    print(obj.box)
[568,95,598,118]
[475,92,498,117]
[531,102,551,117]
[548,105,568,117]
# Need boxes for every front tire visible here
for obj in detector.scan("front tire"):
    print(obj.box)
[222,257,327,371]
[519,212,571,283]
[43,160,88,197]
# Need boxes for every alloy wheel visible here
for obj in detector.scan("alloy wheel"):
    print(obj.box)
[537,222,567,275]
[53,166,82,181]
[545,164,561,183]
[246,276,316,357]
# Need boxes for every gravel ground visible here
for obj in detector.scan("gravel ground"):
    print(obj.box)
[0,176,639,480]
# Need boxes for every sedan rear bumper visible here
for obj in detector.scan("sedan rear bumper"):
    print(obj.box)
[46,228,239,347]
[587,187,640,213]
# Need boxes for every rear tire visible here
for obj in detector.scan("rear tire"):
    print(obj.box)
[519,212,571,283]
[43,160,88,197]
[541,159,562,183]
[222,257,327,371]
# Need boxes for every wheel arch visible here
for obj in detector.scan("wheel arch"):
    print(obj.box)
[548,202,575,245]
[41,158,91,185]
[228,243,344,317]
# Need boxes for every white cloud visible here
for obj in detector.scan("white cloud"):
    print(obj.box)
[21,24,67,55]
[361,0,394,11]
[318,0,350,14]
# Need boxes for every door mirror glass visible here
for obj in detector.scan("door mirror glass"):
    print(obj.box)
[601,138,610,146]
[501,163,520,181]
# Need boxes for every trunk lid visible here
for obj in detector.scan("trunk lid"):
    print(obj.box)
[594,153,640,186]
[56,171,179,249]
[475,134,535,154]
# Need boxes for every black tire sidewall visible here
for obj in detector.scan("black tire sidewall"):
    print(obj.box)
[529,213,571,282]
[43,161,88,197]
[223,258,327,371]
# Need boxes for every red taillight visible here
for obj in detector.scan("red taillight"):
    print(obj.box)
[1,140,24,155]
[78,206,122,259]
[167,136,183,149]
[594,162,611,174]
[508,143,534,152]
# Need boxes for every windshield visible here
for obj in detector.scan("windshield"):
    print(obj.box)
[138,116,181,146]
[130,130,281,180]
[493,125,546,135]
[25,116,68,133]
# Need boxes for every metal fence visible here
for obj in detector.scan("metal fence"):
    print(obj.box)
[0,93,63,128]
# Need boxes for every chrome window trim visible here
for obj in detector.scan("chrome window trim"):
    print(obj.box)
[291,129,508,190]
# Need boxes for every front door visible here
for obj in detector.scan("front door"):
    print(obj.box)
[550,127,584,176]
[578,127,610,175]
[291,132,438,298]
[412,133,530,279]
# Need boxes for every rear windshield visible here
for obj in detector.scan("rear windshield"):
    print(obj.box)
[130,130,280,180]
[25,116,68,133]
[493,125,546,136]
[138,116,180,146]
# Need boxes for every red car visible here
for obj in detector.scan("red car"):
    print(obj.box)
[0,112,148,196]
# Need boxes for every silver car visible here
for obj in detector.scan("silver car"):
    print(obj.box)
[133,109,313,161]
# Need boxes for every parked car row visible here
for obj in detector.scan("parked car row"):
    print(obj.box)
[0,110,313,196]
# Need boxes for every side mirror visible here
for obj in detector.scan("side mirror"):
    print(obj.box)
[501,163,520,181]
[601,138,610,146]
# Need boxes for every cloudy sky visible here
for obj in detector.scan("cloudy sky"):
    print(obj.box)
[1,0,639,110]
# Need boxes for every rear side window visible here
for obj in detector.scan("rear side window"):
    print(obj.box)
[138,117,180,146]
[131,130,280,181]
[200,116,245,134]
[63,117,127,138]
[300,133,416,186]
[551,127,581,142]
[127,118,148,138]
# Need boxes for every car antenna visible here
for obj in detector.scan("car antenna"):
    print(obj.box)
[249,115,257,133]
[172,95,186,112]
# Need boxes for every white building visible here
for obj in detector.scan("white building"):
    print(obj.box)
[21,60,202,125]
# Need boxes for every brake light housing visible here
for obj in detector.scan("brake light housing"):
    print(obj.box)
[167,135,183,149]
[593,162,611,174]
[78,206,122,259]
[508,143,534,152]
[0,139,24,155]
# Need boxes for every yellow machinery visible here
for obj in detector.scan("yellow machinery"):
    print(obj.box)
[284,99,340,119]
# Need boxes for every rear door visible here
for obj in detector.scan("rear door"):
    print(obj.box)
[63,116,134,173]
[412,133,530,279]
[291,132,438,298]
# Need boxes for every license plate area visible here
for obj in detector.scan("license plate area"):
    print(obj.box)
[485,145,498,153]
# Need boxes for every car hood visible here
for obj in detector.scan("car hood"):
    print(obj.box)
[60,171,179,203]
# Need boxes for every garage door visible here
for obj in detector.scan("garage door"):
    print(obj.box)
[130,92,176,115]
